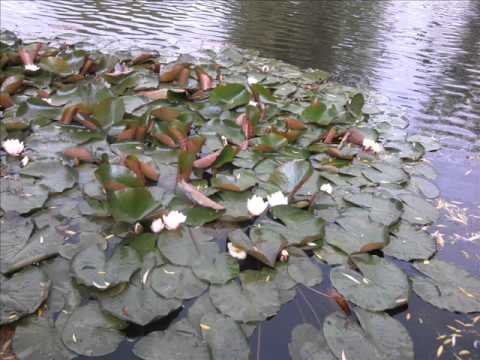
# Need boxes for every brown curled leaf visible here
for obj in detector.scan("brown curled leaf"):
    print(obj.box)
[159,63,185,82]
[346,128,364,146]
[75,117,98,130]
[357,242,386,254]
[131,53,155,66]
[139,162,160,182]
[117,127,137,142]
[30,43,43,61]
[153,132,177,148]
[324,127,337,144]
[63,147,94,163]
[79,58,95,76]
[124,156,145,185]
[326,148,353,160]
[329,288,351,316]
[286,117,306,130]
[0,92,14,109]
[195,67,213,91]
[60,105,78,125]
[178,180,225,210]
[177,67,191,86]
[193,148,222,169]
[135,126,147,141]
[137,89,168,100]
[17,47,33,66]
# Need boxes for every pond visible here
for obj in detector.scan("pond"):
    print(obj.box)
[1,1,479,359]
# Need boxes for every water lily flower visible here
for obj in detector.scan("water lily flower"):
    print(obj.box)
[279,249,289,262]
[2,139,24,156]
[227,243,247,260]
[20,156,29,167]
[247,76,258,85]
[320,183,333,194]
[362,138,381,153]
[162,210,187,230]
[150,218,165,233]
[267,191,289,207]
[43,98,53,105]
[247,195,268,216]
[24,64,40,72]
[134,222,144,234]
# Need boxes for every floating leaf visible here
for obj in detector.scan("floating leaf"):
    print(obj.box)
[287,250,323,287]
[344,192,402,226]
[399,193,439,225]
[289,324,335,360]
[210,83,251,110]
[133,319,210,360]
[94,97,125,128]
[100,283,181,326]
[21,160,77,193]
[151,264,208,300]
[109,187,158,223]
[384,222,436,261]
[211,169,257,192]
[0,176,48,214]
[323,308,414,360]
[178,180,225,210]
[0,268,50,325]
[62,302,126,357]
[412,259,480,313]
[330,254,409,311]
[71,244,141,289]
[270,159,313,195]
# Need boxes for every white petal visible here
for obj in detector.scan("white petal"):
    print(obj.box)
[24,64,40,72]
[20,156,29,167]
[267,191,288,207]
[2,139,24,156]
[247,195,268,216]
[320,183,333,194]
[163,210,187,230]
[151,218,165,233]
[227,243,247,260]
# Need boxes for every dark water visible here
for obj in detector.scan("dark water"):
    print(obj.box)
[2,1,479,359]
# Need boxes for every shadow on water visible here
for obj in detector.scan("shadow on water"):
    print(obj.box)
[2,1,479,359]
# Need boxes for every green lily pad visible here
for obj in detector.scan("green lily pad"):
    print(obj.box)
[343,192,402,226]
[95,163,144,190]
[362,161,408,184]
[399,193,439,225]
[200,312,250,360]
[100,283,181,326]
[1,224,65,274]
[210,83,251,110]
[71,244,141,289]
[323,308,414,360]
[217,191,252,222]
[39,56,74,76]
[271,205,325,245]
[151,264,208,300]
[412,259,480,313]
[184,207,223,226]
[133,319,210,360]
[289,323,335,360]
[0,176,49,214]
[109,187,158,223]
[212,169,257,192]
[270,159,313,194]
[13,315,75,360]
[192,250,240,285]
[0,268,50,325]
[384,222,437,261]
[407,176,440,199]
[62,302,126,357]
[325,215,388,255]
[303,102,333,126]
[330,254,409,311]
[407,134,440,152]
[287,249,323,287]
[228,227,287,267]
[0,212,34,274]
[21,160,77,193]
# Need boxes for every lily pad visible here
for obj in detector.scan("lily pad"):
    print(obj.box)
[0,212,34,274]
[383,222,436,261]
[133,319,210,360]
[151,264,208,300]
[288,323,335,360]
[62,302,126,356]
[0,176,49,214]
[13,315,75,360]
[192,251,240,285]
[21,160,77,193]
[412,259,480,313]
[325,215,388,255]
[287,250,323,287]
[200,312,250,360]
[330,254,409,311]
[399,193,439,225]
[323,308,414,360]
[212,169,257,192]
[270,159,313,195]
[0,268,50,325]
[71,244,141,289]
[109,187,158,223]
[210,83,251,110]
[343,192,402,226]
[100,283,181,326]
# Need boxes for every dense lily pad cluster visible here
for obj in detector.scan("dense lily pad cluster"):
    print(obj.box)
[1,30,479,360]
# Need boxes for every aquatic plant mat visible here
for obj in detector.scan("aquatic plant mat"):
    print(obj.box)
[1,31,479,359]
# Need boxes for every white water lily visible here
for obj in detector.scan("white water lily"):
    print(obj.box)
[247,195,268,216]
[20,156,29,167]
[150,218,165,233]
[227,243,247,260]
[24,64,40,72]
[162,210,187,230]
[43,98,53,105]
[2,139,24,156]
[267,191,288,207]
[362,138,381,153]
[247,76,258,85]
[320,183,333,194]
[279,249,289,262]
